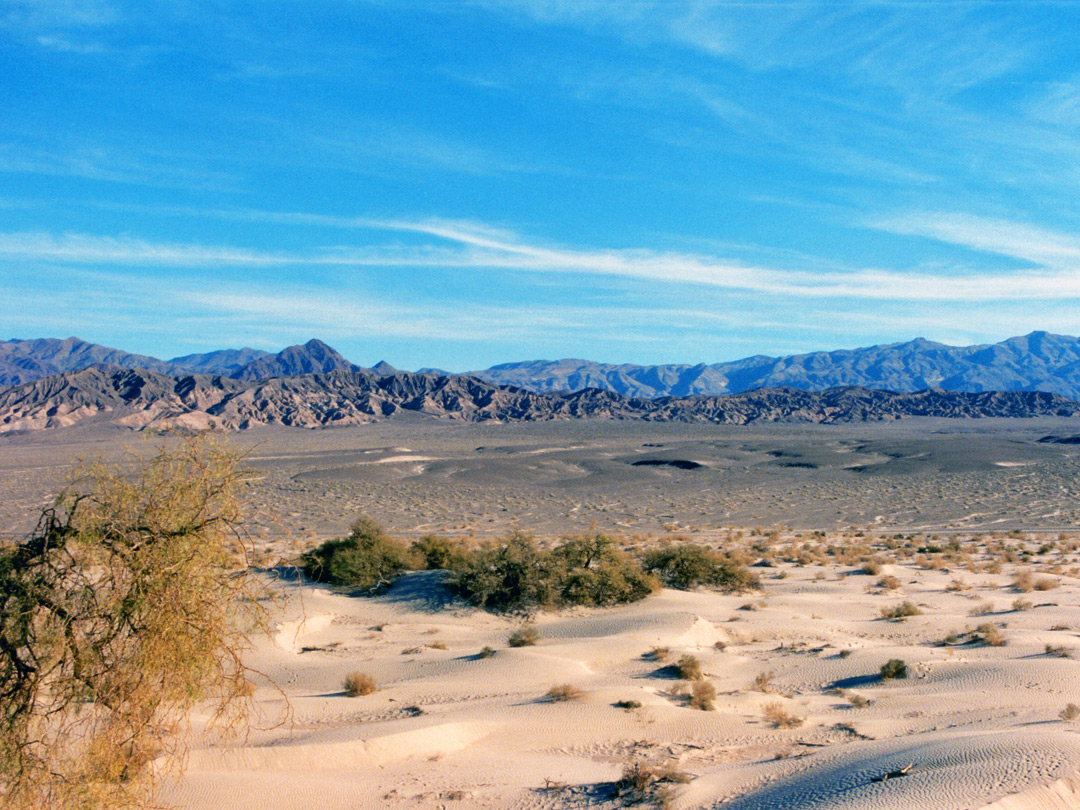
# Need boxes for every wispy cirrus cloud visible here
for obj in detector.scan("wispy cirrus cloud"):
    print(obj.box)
[872,212,1080,268]
[6,213,1080,303]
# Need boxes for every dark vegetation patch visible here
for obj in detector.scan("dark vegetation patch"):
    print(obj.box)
[302,521,759,612]
[1038,435,1080,444]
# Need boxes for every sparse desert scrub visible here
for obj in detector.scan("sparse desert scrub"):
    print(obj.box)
[876,574,900,590]
[546,684,583,702]
[646,646,670,662]
[750,671,775,693]
[1060,703,1080,721]
[968,600,994,617]
[1012,569,1034,592]
[508,624,539,647]
[762,701,804,728]
[476,646,496,659]
[673,654,703,680]
[847,693,870,709]
[643,542,760,592]
[1034,576,1059,591]
[615,699,643,710]
[880,659,907,679]
[615,759,691,808]
[1012,598,1033,611]
[879,601,921,621]
[690,680,716,711]
[302,516,416,592]
[343,672,377,696]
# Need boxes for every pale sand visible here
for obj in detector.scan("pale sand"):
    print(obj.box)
[163,553,1080,810]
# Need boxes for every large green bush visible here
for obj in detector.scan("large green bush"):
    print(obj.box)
[447,532,658,612]
[301,516,416,591]
[643,542,759,592]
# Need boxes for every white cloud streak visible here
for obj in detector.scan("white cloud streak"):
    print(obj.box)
[5,213,1080,303]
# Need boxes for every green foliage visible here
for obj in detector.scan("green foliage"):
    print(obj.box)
[409,534,466,570]
[0,437,263,810]
[643,542,760,592]
[301,516,416,591]
[549,535,659,607]
[447,532,658,613]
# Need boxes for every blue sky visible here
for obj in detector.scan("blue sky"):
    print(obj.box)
[3,1,1080,371]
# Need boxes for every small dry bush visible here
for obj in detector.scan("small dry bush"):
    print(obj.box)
[762,701,803,728]
[974,623,1006,647]
[1012,598,1033,611]
[615,759,691,808]
[615,699,643,710]
[1045,644,1071,658]
[546,684,583,702]
[508,624,539,647]
[476,646,496,659]
[1034,577,1059,591]
[848,693,870,709]
[674,654,703,680]
[876,574,900,590]
[690,680,716,711]
[1060,703,1080,721]
[1012,570,1034,592]
[343,672,377,696]
[880,601,921,621]
[968,600,994,617]
[860,560,882,575]
[880,659,907,679]
[646,646,670,662]
[750,671,775,693]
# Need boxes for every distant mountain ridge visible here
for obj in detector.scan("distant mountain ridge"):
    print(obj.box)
[467,332,1080,399]
[2,365,1078,433]
[6,331,1080,399]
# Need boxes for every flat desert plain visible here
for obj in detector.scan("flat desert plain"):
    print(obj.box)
[4,417,1080,808]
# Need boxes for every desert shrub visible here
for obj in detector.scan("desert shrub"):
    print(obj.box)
[614,759,691,808]
[674,654,703,680]
[643,542,760,592]
[690,680,716,711]
[546,684,583,702]
[1012,569,1034,592]
[973,623,1006,647]
[301,516,415,591]
[447,532,657,612]
[1045,644,1071,658]
[750,671,775,693]
[0,438,264,810]
[410,534,466,570]
[860,560,881,575]
[343,672,377,696]
[646,646,671,662]
[549,535,659,606]
[476,646,496,659]
[1061,703,1080,721]
[880,659,907,679]
[615,699,643,710]
[876,574,900,590]
[1034,577,1059,591]
[762,701,803,728]
[447,531,554,611]
[508,624,539,647]
[848,693,870,709]
[879,601,921,621]
[1012,598,1033,611]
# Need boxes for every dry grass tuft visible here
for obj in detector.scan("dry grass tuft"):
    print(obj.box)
[546,683,584,702]
[343,672,377,697]
[762,701,804,728]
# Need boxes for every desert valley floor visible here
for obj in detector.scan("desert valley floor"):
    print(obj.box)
[4,417,1080,808]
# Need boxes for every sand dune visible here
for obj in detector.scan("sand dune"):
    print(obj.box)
[163,546,1080,810]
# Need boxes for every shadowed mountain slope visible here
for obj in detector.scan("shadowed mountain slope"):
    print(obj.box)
[2,366,1079,433]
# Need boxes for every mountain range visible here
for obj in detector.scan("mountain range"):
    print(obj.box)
[3,332,1080,432]
[6,332,1080,399]
[2,365,1077,433]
